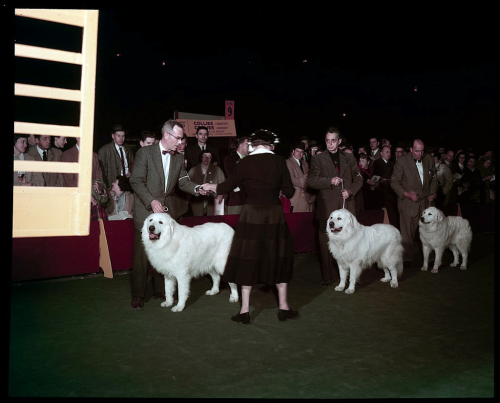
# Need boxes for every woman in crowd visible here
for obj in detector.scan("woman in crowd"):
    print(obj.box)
[188,150,226,216]
[106,175,134,219]
[202,130,297,325]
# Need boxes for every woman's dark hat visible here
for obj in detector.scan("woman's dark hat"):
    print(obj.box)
[251,129,279,145]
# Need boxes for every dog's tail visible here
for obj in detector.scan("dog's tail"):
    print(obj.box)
[396,245,404,278]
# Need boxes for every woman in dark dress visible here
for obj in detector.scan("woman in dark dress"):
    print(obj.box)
[202,130,298,325]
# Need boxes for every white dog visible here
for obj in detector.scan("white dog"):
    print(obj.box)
[419,207,472,273]
[327,209,404,294]
[141,213,239,312]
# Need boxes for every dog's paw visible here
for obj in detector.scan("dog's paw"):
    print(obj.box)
[171,305,185,312]
[205,289,219,296]
[420,267,428,271]
[380,277,391,282]
[345,288,355,294]
[431,268,439,274]
[460,265,467,270]
[229,295,239,303]
[450,262,459,267]
[334,285,345,292]
[161,300,173,308]
[390,281,399,288]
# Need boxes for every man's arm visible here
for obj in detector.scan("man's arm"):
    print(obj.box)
[307,155,333,190]
[129,148,157,210]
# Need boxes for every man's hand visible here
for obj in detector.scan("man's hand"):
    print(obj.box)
[404,191,419,202]
[150,199,165,213]
[331,177,343,186]
[427,193,437,202]
[341,189,351,199]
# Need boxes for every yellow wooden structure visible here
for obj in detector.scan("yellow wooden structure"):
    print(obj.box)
[13,9,99,238]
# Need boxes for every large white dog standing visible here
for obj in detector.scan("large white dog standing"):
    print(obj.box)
[141,212,239,312]
[419,207,472,273]
[327,209,404,294]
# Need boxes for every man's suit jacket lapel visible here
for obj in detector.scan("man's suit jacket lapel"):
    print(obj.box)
[321,151,337,177]
[151,145,166,193]
[165,154,181,195]
[338,152,346,179]
[406,154,423,190]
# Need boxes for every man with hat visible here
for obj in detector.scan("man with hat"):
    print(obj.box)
[286,141,316,212]
[97,124,134,188]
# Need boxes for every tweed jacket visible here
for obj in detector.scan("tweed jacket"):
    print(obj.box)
[13,152,44,186]
[285,156,316,212]
[223,152,246,207]
[26,146,64,187]
[187,163,226,216]
[130,143,200,231]
[60,145,104,187]
[307,150,363,220]
[97,141,134,187]
[390,152,438,217]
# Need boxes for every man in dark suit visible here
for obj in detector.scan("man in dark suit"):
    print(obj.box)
[129,119,207,310]
[391,139,438,268]
[224,136,250,214]
[307,127,363,287]
[184,126,221,172]
[372,145,399,229]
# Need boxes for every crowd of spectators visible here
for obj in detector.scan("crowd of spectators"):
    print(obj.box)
[14,127,495,225]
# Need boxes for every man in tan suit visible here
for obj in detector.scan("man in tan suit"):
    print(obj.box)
[391,139,438,268]
[27,135,64,187]
[286,141,316,212]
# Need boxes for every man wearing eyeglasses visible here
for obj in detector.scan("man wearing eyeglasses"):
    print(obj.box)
[129,119,207,310]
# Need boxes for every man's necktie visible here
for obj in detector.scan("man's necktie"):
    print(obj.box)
[119,147,126,175]
[299,160,304,174]
[42,151,47,161]
[162,150,174,155]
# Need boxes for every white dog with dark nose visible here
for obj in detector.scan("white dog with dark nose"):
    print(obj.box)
[142,212,239,311]
[327,209,404,294]
[419,207,472,273]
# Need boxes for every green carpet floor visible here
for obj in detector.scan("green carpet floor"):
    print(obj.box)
[9,232,494,398]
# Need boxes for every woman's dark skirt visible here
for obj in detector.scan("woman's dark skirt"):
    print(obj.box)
[221,204,294,286]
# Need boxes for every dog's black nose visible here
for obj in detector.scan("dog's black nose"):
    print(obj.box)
[149,225,155,232]
[420,217,425,223]
[329,221,334,228]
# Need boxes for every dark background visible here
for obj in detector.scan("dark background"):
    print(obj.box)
[8,6,496,156]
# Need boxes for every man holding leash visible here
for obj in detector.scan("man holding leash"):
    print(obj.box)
[390,138,438,268]
[307,127,363,287]
[129,120,207,310]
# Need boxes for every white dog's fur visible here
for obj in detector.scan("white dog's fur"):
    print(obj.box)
[141,213,239,312]
[419,207,472,273]
[327,209,404,294]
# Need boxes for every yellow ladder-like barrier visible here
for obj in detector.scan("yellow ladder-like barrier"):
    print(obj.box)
[13,9,99,238]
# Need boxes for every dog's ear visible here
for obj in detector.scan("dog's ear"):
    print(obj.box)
[436,210,444,223]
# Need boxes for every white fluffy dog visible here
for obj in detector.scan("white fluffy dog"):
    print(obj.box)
[419,207,473,273]
[141,213,239,312]
[327,209,404,294]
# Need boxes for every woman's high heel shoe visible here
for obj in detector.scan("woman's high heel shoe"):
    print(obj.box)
[231,312,250,325]
[277,309,299,321]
